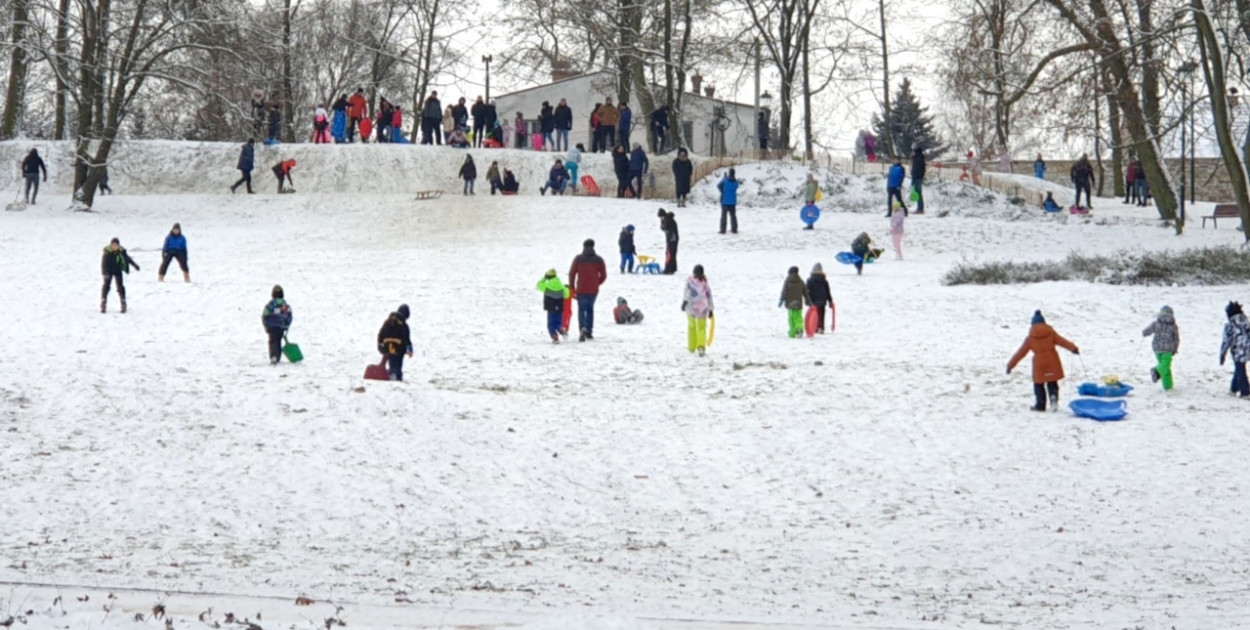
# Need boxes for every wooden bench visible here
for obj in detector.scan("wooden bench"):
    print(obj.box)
[1203,204,1240,228]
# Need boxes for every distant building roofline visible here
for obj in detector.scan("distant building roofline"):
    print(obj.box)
[495,70,756,111]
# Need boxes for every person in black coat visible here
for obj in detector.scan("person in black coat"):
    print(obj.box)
[650,105,670,153]
[553,98,572,151]
[471,97,486,147]
[672,147,693,207]
[806,263,832,333]
[756,111,769,155]
[101,237,140,313]
[540,102,555,150]
[659,209,679,275]
[377,304,414,381]
[231,139,256,193]
[267,104,282,142]
[612,145,631,197]
[21,148,47,204]
[910,146,927,214]
[618,225,636,273]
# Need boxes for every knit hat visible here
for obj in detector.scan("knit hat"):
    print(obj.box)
[656,209,667,218]
[1031,310,1045,325]
[617,296,627,305]
[272,285,284,298]
[1228,301,1244,319]
[788,266,799,275]
[1160,305,1173,316]
[626,225,635,232]
[110,237,120,245]
[172,223,181,231]
[397,304,410,320]
[693,264,704,276]
[583,238,595,249]
[545,268,557,278]
[812,263,823,275]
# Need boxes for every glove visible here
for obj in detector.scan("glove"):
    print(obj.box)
[1073,348,1080,355]
[1006,367,1012,375]
[778,300,784,308]
[709,311,714,318]
[681,301,687,311]
[1220,355,1226,366]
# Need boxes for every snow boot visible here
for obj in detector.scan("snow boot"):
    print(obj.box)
[183,271,191,283]
[579,328,587,342]
[158,274,165,282]
[551,334,559,344]
[100,299,106,314]
[1151,367,1160,383]
[1049,392,1059,412]
[120,299,127,314]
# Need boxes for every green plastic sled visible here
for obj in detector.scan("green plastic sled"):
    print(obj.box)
[282,334,304,363]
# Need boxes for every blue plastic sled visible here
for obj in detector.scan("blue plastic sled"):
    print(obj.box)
[836,251,876,265]
[332,111,347,142]
[801,204,821,226]
[1069,398,1128,421]
[1077,382,1134,398]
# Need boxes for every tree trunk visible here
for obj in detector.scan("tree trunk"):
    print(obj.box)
[1194,0,1250,240]
[670,0,692,149]
[878,0,893,157]
[801,21,812,160]
[1137,0,1162,139]
[74,0,106,196]
[1103,67,1125,199]
[282,0,294,143]
[53,0,70,139]
[1094,86,1105,196]
[2,0,30,139]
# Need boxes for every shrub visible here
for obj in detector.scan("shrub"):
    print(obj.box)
[943,246,1250,287]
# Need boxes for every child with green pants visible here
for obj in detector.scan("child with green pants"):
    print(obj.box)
[1142,305,1179,390]
[778,266,811,338]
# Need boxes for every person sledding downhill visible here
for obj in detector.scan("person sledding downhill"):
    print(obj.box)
[778,266,811,339]
[613,297,644,324]
[682,265,714,355]
[1142,306,1179,390]
[568,239,608,342]
[1219,301,1250,398]
[377,304,414,379]
[261,285,293,365]
[1007,310,1081,412]
[537,270,571,343]
[101,237,140,313]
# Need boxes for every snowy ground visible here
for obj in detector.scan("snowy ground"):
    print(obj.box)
[3,151,1250,630]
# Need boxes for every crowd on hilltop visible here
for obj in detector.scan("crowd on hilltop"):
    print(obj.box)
[246,89,682,155]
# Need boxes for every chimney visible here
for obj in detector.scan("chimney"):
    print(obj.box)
[704,85,715,98]
[691,73,703,95]
[552,59,577,82]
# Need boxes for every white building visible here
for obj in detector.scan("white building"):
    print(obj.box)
[493,70,759,156]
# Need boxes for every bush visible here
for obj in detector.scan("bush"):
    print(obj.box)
[943,246,1250,287]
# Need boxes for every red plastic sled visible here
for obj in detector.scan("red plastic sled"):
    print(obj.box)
[562,289,576,331]
[360,118,373,141]
[364,358,389,381]
[580,176,600,196]
[805,306,819,337]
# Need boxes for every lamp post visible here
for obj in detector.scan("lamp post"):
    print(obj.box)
[1178,60,1198,226]
[482,54,493,102]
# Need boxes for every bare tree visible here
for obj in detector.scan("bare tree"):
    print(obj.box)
[2,0,29,138]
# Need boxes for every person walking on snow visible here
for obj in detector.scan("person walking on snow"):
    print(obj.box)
[890,202,906,260]
[554,99,572,151]
[660,209,679,274]
[377,304,414,380]
[1220,301,1250,398]
[618,225,636,273]
[231,139,255,193]
[21,148,47,204]
[458,155,477,195]
[1142,306,1179,390]
[629,143,649,200]
[261,285,293,365]
[682,264,714,355]
[1007,310,1080,412]
[911,146,927,214]
[717,169,741,234]
[537,270,571,343]
[672,148,693,207]
[886,157,908,216]
[101,237,140,314]
[569,239,608,342]
[158,223,190,283]
[806,264,832,334]
[486,161,503,195]
[1071,153,1095,209]
[1034,153,1046,179]
[779,266,811,339]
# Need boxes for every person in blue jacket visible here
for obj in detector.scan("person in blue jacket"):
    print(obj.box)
[540,159,569,195]
[230,139,255,193]
[717,169,741,234]
[262,285,293,365]
[886,158,907,216]
[628,143,649,200]
[1033,153,1046,179]
[158,223,190,283]
[619,104,633,149]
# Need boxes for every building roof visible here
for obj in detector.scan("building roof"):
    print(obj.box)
[494,70,757,111]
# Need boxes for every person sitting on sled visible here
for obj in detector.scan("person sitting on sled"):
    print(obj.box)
[614,297,644,325]
[1007,310,1080,412]
[1042,192,1062,212]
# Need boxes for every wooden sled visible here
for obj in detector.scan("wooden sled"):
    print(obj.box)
[415,190,444,200]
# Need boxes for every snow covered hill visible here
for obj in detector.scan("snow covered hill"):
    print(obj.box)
[2,149,1250,630]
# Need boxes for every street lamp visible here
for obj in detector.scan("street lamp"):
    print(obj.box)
[1178,60,1198,226]
[482,54,493,102]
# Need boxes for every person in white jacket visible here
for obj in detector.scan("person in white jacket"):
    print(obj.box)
[681,264,714,356]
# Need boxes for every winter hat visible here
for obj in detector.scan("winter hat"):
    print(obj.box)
[1160,305,1173,317]
[728,168,736,179]
[893,201,903,209]
[1228,301,1244,319]
[812,263,823,275]
[626,224,635,232]
[397,304,411,320]
[693,264,704,276]
[617,296,627,305]
[110,237,120,245]
[172,223,181,231]
[545,269,557,278]
[656,209,667,218]
[272,285,284,298]
[1031,310,1045,325]
[788,266,799,275]
[583,238,595,249]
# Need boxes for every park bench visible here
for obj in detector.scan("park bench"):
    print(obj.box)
[1203,204,1241,228]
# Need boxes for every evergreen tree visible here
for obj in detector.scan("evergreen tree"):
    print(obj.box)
[871,78,947,159]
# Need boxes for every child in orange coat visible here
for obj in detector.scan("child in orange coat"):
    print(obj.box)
[1007,310,1080,412]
